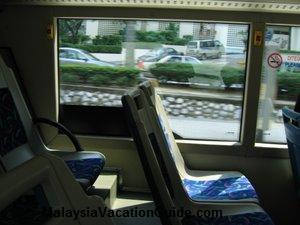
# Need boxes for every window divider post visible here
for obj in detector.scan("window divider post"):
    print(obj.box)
[241,22,266,154]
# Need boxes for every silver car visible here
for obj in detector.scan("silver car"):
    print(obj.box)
[186,40,225,60]
[59,47,116,67]
[157,55,202,64]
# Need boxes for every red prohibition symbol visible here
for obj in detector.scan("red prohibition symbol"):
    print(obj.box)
[267,52,282,69]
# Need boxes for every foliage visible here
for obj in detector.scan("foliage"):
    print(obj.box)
[150,62,300,100]
[131,42,162,49]
[150,63,194,82]
[136,23,192,46]
[60,74,80,83]
[60,64,140,87]
[60,43,122,53]
[150,63,221,82]
[279,50,300,54]
[277,71,300,100]
[92,35,122,45]
[136,31,166,43]
[221,66,245,87]
[237,30,248,47]
[59,19,89,44]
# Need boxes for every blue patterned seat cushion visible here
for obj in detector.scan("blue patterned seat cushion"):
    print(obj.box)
[0,88,27,156]
[183,176,258,201]
[192,211,274,225]
[158,112,258,201]
[65,156,105,185]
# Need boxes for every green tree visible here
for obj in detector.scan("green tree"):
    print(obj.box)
[135,23,193,45]
[238,30,248,52]
[163,23,179,42]
[92,35,122,45]
[59,19,88,44]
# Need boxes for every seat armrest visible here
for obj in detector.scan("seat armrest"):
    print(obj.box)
[33,117,83,152]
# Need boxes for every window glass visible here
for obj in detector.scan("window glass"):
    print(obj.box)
[167,48,177,54]
[58,19,249,141]
[185,57,199,64]
[67,50,77,59]
[256,25,300,144]
[59,50,68,58]
[187,41,197,49]
[202,41,208,47]
[77,52,87,60]
[82,50,100,61]
[215,40,221,46]
[167,56,182,63]
[209,41,215,47]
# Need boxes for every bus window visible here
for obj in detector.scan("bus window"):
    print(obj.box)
[256,25,300,144]
[58,19,249,141]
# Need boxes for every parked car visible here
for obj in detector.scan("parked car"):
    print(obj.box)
[59,47,116,67]
[186,40,225,60]
[142,55,203,80]
[156,55,202,64]
[137,47,182,70]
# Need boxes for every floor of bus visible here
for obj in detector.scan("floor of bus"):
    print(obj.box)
[112,192,161,225]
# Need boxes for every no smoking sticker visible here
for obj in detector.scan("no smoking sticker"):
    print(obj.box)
[267,52,282,69]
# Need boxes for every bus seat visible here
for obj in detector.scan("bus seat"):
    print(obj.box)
[138,81,259,203]
[0,88,112,225]
[122,88,275,225]
[294,94,300,113]
[282,107,300,198]
[0,152,114,225]
[0,55,105,190]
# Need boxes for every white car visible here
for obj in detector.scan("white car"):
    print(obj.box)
[139,55,202,71]
[136,47,182,70]
[157,55,202,64]
[186,40,225,60]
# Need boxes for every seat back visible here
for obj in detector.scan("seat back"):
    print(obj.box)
[295,94,300,113]
[0,56,37,170]
[0,48,36,119]
[122,88,255,214]
[122,89,181,225]
[0,51,58,172]
[0,55,114,225]
[282,107,300,194]
[139,81,187,177]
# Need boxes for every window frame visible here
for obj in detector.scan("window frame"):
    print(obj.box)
[255,23,300,145]
[57,18,252,140]
[54,9,300,158]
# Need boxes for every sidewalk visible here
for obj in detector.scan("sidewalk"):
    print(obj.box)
[157,86,242,101]
[157,86,295,107]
